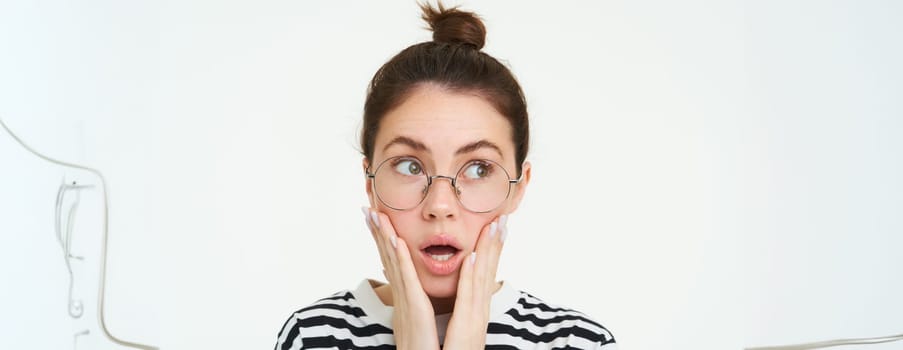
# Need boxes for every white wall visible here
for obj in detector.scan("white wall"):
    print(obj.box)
[742,1,903,348]
[1,0,160,349]
[1,1,900,349]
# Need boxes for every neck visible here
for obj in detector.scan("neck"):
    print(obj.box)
[373,281,503,315]
[430,295,457,315]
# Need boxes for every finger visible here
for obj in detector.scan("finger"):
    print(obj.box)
[472,218,500,294]
[393,236,425,294]
[364,210,385,254]
[372,212,400,267]
[484,215,507,287]
[371,211,407,291]
[362,206,379,242]
[455,250,475,307]
[363,208,387,264]
[364,207,402,292]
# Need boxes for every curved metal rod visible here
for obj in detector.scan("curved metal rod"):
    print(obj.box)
[56,179,92,319]
[1,116,158,350]
[64,192,86,318]
[746,332,903,350]
[54,181,81,318]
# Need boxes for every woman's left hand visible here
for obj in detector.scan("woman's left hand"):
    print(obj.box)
[443,215,508,350]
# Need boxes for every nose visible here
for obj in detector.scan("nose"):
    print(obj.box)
[422,175,459,220]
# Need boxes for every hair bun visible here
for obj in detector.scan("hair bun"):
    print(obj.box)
[420,2,486,50]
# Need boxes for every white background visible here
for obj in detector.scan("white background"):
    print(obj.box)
[1,1,901,349]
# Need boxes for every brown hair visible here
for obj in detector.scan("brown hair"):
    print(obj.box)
[360,2,529,176]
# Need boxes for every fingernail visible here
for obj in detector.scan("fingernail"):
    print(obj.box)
[489,221,498,238]
[390,235,397,248]
[370,211,380,228]
[499,214,509,241]
[469,251,476,264]
[361,207,371,228]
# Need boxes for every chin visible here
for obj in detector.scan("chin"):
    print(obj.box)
[420,272,460,298]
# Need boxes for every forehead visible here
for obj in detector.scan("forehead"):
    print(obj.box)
[374,85,513,160]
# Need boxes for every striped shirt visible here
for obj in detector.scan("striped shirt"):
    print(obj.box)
[275,279,617,350]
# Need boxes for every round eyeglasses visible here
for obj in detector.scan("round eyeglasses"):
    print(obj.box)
[366,156,523,213]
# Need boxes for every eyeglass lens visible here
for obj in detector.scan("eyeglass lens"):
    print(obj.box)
[372,157,512,212]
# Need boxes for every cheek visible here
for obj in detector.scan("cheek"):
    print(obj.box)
[464,215,496,246]
[380,210,419,241]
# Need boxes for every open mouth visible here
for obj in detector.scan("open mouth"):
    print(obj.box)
[419,234,464,275]
[423,245,460,261]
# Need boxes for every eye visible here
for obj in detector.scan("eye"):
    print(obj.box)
[393,158,423,176]
[462,161,492,180]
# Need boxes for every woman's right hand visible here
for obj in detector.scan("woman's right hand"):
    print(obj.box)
[363,207,440,350]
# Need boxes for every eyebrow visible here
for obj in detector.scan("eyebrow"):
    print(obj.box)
[455,139,503,159]
[382,136,427,153]
[382,136,504,159]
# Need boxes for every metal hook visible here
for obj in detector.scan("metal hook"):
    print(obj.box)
[73,329,89,350]
[54,178,93,319]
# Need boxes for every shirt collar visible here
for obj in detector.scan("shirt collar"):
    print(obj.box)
[351,278,521,329]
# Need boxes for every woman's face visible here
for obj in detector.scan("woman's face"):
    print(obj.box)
[365,84,530,299]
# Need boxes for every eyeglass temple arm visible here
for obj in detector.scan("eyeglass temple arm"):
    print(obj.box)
[510,168,526,184]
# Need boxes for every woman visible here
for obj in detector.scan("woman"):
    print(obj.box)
[276,3,616,349]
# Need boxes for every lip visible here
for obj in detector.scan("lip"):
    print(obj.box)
[418,234,465,276]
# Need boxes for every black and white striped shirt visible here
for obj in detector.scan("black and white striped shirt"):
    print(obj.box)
[275,279,616,349]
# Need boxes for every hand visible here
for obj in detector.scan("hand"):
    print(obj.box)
[363,207,440,350]
[443,215,508,350]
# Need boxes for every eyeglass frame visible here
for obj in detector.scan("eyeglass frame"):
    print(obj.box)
[365,155,525,213]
